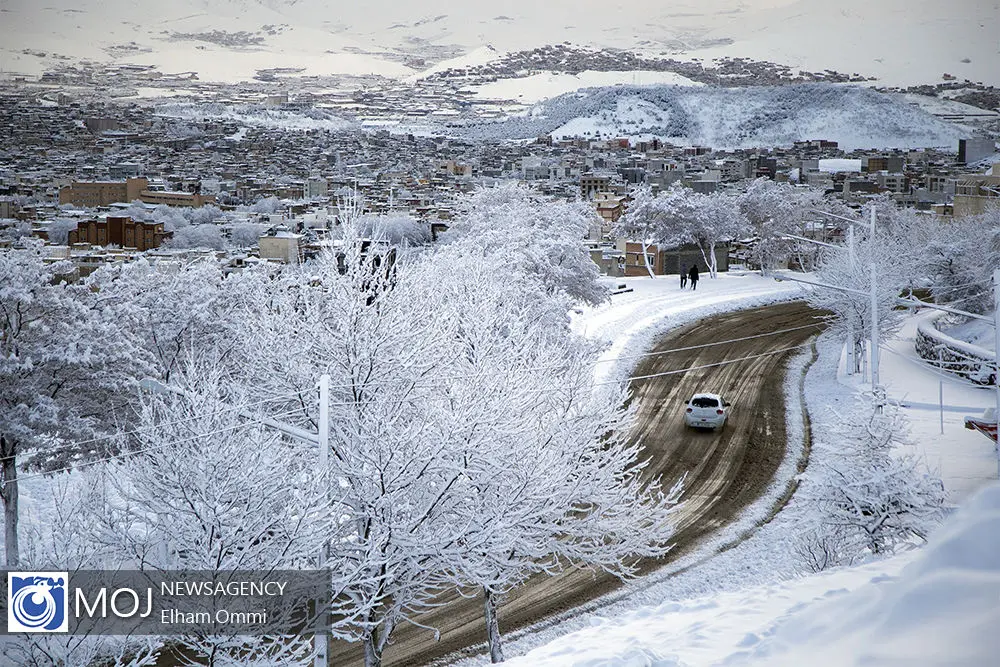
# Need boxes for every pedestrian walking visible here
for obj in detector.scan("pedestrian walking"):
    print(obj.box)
[680,263,687,289]
[688,264,699,291]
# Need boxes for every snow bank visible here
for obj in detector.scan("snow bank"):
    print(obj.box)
[500,481,1000,667]
[729,482,1000,667]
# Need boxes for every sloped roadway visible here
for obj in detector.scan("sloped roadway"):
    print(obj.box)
[329,300,825,666]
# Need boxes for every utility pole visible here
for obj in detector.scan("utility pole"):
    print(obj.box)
[870,264,882,411]
[994,270,1000,479]
[847,225,856,375]
[315,374,330,667]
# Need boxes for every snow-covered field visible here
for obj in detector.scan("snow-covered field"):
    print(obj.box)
[463,273,999,666]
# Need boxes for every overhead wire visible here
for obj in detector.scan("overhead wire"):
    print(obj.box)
[28,389,314,460]
[17,409,305,483]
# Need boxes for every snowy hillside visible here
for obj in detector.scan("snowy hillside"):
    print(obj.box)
[453,84,967,150]
[0,0,995,86]
[502,482,1000,667]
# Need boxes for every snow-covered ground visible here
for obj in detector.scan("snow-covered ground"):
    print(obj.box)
[572,272,805,384]
[857,310,998,502]
[504,481,1000,666]
[817,158,862,173]
[464,273,999,666]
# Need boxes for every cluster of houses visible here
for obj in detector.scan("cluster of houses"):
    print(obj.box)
[1,86,997,280]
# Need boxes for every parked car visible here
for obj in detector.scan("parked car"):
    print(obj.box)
[684,393,730,430]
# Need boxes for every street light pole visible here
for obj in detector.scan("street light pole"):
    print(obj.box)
[315,374,329,667]
[994,270,1000,479]
[847,226,856,375]
[871,264,882,411]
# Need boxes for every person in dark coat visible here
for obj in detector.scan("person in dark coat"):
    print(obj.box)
[688,264,700,290]
[680,263,688,289]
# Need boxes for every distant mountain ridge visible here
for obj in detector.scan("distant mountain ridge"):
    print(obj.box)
[452,84,968,150]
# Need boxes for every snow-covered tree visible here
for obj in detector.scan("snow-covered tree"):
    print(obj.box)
[43,218,82,245]
[0,244,149,565]
[418,246,682,662]
[228,222,269,248]
[798,398,947,569]
[918,209,1000,314]
[87,258,229,383]
[226,242,474,666]
[613,185,689,278]
[355,213,431,246]
[737,178,827,272]
[615,185,749,279]
[223,218,680,665]
[83,360,348,666]
[805,225,911,375]
[444,183,606,306]
[5,476,160,667]
[688,191,748,278]
[166,223,228,250]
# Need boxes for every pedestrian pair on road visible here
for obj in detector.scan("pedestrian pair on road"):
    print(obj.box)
[680,264,699,290]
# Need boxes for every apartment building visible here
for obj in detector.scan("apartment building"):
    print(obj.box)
[67,215,170,251]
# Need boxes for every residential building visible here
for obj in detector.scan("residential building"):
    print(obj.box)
[59,177,149,207]
[616,240,728,276]
[580,173,612,199]
[258,226,302,264]
[594,192,627,228]
[139,190,216,207]
[958,138,997,165]
[953,172,1000,217]
[67,215,170,251]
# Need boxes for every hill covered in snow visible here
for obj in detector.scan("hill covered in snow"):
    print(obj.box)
[453,84,968,150]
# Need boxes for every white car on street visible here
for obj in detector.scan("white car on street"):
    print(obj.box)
[684,393,730,430]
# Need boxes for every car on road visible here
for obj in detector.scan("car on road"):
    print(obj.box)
[684,393,730,430]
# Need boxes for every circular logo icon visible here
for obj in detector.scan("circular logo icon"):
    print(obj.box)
[12,580,58,629]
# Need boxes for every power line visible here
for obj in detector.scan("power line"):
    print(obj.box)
[20,337,822,480]
[594,343,815,386]
[17,409,305,483]
[29,390,311,459]
[302,322,826,388]
[595,322,823,365]
[27,321,827,461]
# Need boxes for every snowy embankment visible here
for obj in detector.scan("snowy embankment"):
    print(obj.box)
[457,277,1000,666]
[504,480,1000,667]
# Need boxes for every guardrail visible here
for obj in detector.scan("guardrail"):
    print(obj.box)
[915,311,997,385]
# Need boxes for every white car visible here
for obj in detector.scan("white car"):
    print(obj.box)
[684,393,730,430]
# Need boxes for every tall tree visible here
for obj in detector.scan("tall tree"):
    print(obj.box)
[0,244,148,565]
[445,183,606,305]
[409,245,683,663]
[84,360,347,666]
